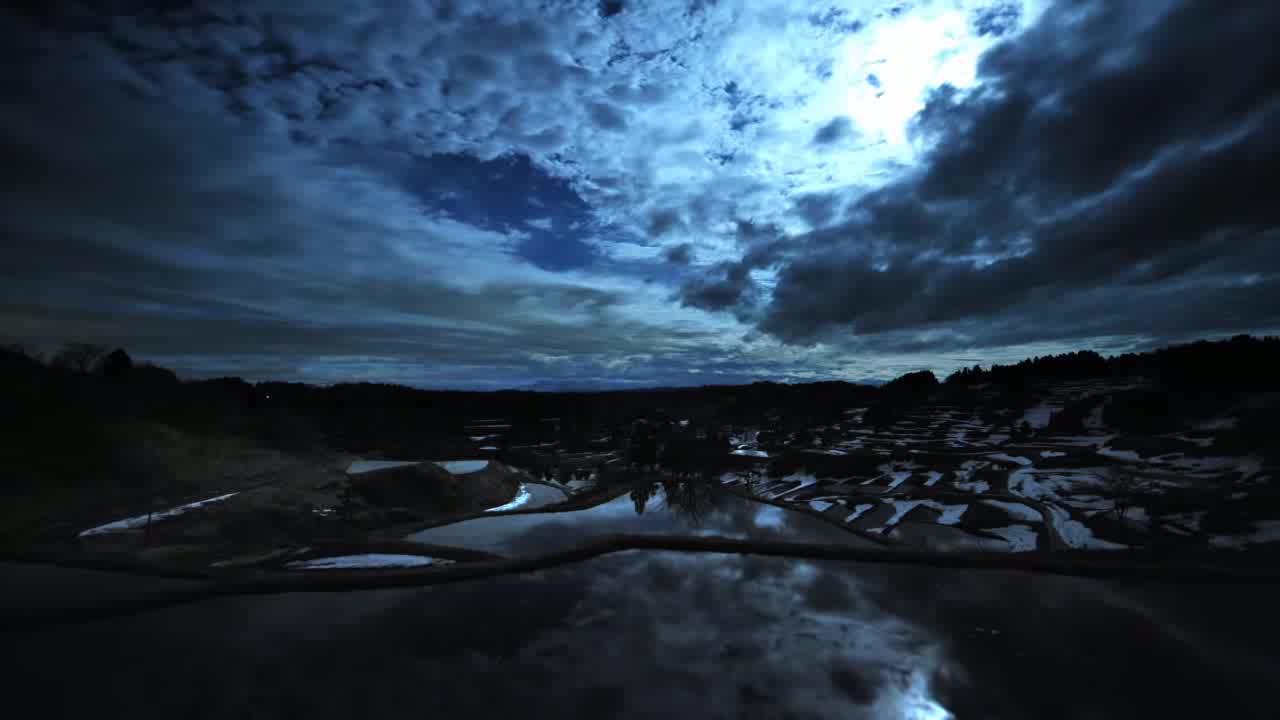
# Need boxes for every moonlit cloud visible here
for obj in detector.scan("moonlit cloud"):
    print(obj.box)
[1,0,1275,387]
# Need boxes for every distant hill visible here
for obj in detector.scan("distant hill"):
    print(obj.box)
[944,335,1280,391]
[2,334,1277,487]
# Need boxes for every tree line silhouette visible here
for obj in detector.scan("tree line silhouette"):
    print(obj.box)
[943,335,1280,392]
[3,334,1277,501]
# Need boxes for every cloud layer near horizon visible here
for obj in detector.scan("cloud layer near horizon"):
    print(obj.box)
[2,0,1276,388]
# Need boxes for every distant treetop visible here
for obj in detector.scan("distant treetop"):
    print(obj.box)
[938,335,1280,391]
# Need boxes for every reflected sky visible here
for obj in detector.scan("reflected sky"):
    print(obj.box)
[407,484,872,554]
[6,553,1276,719]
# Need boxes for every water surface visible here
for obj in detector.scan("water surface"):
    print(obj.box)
[485,483,568,513]
[7,555,1276,720]
[408,484,872,555]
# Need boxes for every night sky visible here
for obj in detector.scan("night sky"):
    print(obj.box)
[3,1,1277,389]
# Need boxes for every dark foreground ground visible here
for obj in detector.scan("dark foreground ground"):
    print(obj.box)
[5,553,1278,720]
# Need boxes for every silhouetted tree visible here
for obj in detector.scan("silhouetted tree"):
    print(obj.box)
[1,343,44,368]
[660,433,697,478]
[98,348,133,379]
[628,427,658,469]
[660,476,718,524]
[630,480,654,515]
[944,364,984,385]
[1104,468,1149,522]
[1012,420,1033,441]
[941,337,1280,392]
[51,342,108,373]
[882,370,939,395]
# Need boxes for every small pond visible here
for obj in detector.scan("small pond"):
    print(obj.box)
[408,483,873,555]
[486,483,568,512]
[284,554,454,570]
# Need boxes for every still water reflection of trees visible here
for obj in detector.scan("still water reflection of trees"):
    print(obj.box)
[627,476,727,524]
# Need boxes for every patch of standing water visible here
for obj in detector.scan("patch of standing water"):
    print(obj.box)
[989,453,1034,466]
[486,483,567,513]
[1048,506,1128,550]
[768,473,820,499]
[987,525,1039,552]
[285,554,454,570]
[346,460,421,474]
[933,503,968,526]
[437,460,489,474]
[78,492,239,537]
[1097,447,1142,462]
[846,503,875,523]
[409,485,874,556]
[1021,403,1055,430]
[885,500,926,526]
[953,479,991,493]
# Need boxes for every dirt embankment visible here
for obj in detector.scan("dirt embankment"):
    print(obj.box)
[3,420,356,548]
[63,454,525,568]
[7,418,517,552]
[348,461,519,514]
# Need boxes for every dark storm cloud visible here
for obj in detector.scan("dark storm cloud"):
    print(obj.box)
[588,101,628,131]
[647,208,683,236]
[792,193,841,229]
[675,219,791,316]
[812,116,854,145]
[598,1,626,19]
[755,0,1280,348]
[734,220,787,249]
[446,53,501,99]
[680,261,756,313]
[0,5,748,388]
[663,243,693,265]
[971,1,1023,37]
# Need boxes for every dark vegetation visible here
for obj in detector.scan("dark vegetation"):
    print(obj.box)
[348,462,517,514]
[3,334,1279,545]
[865,370,939,427]
[941,336,1280,463]
[942,335,1280,391]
